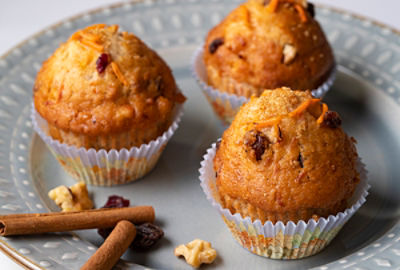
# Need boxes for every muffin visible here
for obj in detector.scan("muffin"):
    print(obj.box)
[32,24,185,186]
[193,0,335,125]
[199,88,368,259]
[215,87,357,223]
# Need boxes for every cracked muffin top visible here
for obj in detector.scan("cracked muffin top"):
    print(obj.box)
[34,24,185,138]
[214,88,359,223]
[203,0,334,98]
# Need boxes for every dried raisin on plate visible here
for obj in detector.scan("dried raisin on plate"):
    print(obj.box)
[98,227,113,240]
[102,195,130,208]
[97,195,164,250]
[97,195,130,239]
[131,223,164,250]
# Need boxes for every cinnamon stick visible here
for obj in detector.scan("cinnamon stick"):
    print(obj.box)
[81,220,136,270]
[0,206,154,236]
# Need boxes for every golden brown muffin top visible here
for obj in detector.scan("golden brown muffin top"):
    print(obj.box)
[214,88,359,221]
[34,24,185,136]
[204,0,334,97]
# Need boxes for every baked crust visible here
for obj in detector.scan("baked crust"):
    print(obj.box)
[204,0,334,98]
[214,88,359,223]
[34,24,184,144]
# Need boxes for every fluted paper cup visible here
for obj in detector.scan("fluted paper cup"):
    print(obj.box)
[192,46,337,126]
[32,105,183,186]
[199,143,369,259]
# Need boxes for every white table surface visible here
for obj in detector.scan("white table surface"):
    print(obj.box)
[0,0,399,269]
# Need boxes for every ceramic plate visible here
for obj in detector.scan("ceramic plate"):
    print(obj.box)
[1,0,400,269]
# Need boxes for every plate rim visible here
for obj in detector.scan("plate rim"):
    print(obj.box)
[0,0,399,269]
[0,240,42,270]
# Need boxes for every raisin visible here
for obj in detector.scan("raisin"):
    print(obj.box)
[99,223,164,250]
[208,38,224,54]
[307,3,315,18]
[323,111,342,128]
[245,131,269,161]
[97,196,164,250]
[97,195,130,239]
[297,152,304,168]
[98,227,113,240]
[131,223,164,250]
[102,195,130,208]
[96,53,109,74]
[254,133,269,161]
[263,0,271,5]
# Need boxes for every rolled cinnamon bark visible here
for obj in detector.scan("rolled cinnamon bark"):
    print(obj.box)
[81,220,136,270]
[0,206,154,236]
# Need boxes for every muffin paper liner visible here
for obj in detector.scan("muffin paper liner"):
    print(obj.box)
[192,46,337,126]
[31,105,183,186]
[199,143,369,259]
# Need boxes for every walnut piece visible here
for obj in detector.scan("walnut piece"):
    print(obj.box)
[282,44,297,64]
[48,182,93,212]
[174,239,217,268]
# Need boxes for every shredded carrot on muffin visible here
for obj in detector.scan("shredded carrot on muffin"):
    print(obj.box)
[80,39,104,52]
[256,98,330,129]
[294,4,308,22]
[288,98,320,117]
[70,24,107,52]
[79,32,100,42]
[107,25,119,33]
[71,31,103,52]
[70,31,82,40]
[274,124,282,141]
[266,0,279,12]
[256,116,283,129]
[111,62,129,86]
[317,103,329,124]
